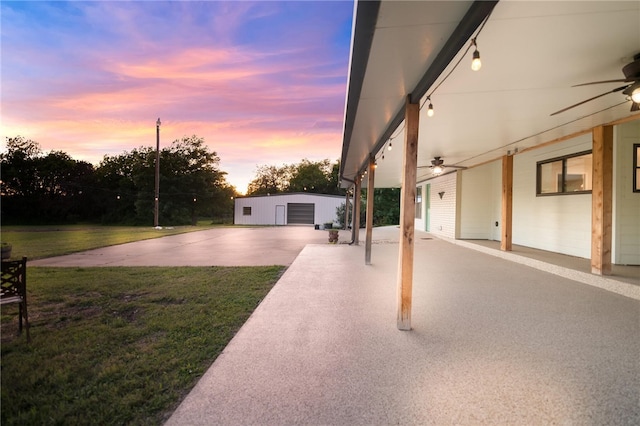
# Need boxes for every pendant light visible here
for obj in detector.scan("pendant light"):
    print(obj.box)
[471,38,481,71]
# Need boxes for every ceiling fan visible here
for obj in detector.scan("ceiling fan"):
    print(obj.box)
[551,53,640,116]
[417,157,466,175]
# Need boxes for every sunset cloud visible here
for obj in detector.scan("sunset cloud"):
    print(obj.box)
[1,1,353,193]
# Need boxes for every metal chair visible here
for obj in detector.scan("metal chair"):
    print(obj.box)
[1,257,30,342]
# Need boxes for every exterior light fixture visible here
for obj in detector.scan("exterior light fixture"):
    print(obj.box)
[419,157,468,176]
[427,98,434,117]
[387,142,392,151]
[431,156,445,175]
[471,39,481,71]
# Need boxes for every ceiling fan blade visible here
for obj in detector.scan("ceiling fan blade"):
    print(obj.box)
[572,78,633,87]
[550,85,629,116]
[632,102,640,112]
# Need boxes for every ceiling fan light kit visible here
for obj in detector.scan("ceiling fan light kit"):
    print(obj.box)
[626,82,640,103]
[431,157,445,175]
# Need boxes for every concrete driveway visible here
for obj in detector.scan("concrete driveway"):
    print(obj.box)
[31,226,342,267]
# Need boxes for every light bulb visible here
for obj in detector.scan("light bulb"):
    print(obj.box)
[471,50,482,71]
[631,87,640,103]
[427,102,434,117]
[387,142,392,151]
[432,166,444,175]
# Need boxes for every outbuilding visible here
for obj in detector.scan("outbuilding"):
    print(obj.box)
[234,193,345,226]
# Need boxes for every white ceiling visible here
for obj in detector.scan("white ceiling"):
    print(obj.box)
[341,0,640,188]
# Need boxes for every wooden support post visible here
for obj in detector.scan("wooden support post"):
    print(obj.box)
[365,156,375,265]
[397,96,419,331]
[501,154,513,251]
[353,177,362,245]
[591,125,613,275]
[344,189,350,230]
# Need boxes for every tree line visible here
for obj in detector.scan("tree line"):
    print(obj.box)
[245,159,343,196]
[1,136,400,227]
[1,136,235,225]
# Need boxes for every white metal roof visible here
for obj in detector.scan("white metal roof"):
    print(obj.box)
[340,0,640,187]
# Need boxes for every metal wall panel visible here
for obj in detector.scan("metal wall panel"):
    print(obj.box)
[234,193,344,226]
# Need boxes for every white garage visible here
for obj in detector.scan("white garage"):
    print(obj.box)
[234,193,345,226]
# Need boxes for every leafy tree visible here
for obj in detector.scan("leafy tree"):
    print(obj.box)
[335,188,400,228]
[2,135,236,225]
[37,151,96,221]
[95,146,154,224]
[289,159,333,193]
[246,164,293,195]
[247,159,344,196]
[370,188,400,225]
[1,137,96,224]
[335,199,364,229]
[96,135,234,225]
[1,136,42,198]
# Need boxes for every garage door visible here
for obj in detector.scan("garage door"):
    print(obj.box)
[287,203,314,224]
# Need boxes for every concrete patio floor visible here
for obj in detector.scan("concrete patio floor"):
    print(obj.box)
[167,226,639,425]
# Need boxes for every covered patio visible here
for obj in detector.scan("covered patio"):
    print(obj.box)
[167,227,639,424]
[339,0,640,330]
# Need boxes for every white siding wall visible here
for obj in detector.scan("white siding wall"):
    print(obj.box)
[414,122,638,264]
[614,121,640,265]
[459,160,502,240]
[425,172,458,239]
[512,133,592,258]
[234,194,344,226]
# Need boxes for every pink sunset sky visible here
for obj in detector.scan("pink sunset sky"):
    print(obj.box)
[1,1,354,193]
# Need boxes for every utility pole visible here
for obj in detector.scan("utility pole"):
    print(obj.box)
[154,118,161,228]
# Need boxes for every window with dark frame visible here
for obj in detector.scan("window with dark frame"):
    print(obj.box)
[634,144,640,193]
[243,206,252,216]
[536,150,593,196]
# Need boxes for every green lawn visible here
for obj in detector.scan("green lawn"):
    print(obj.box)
[1,224,221,260]
[1,265,284,425]
[0,225,286,424]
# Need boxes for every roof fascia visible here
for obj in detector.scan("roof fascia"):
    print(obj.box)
[339,0,381,180]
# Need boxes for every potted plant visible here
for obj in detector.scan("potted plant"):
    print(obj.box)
[1,242,12,260]
[328,229,339,243]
